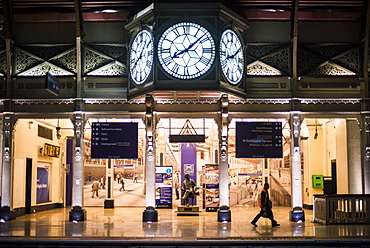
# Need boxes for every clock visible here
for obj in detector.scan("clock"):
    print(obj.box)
[129,29,154,85]
[157,22,216,80]
[220,29,244,85]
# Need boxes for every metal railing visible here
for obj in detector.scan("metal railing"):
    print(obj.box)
[314,194,370,224]
[270,176,291,207]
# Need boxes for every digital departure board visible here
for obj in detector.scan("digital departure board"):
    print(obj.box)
[91,122,138,159]
[236,122,283,158]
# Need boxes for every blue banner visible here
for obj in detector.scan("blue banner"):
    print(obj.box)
[181,143,197,205]
[37,167,50,204]
[236,122,283,158]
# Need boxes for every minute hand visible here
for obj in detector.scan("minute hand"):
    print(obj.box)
[172,33,206,58]
[226,47,242,59]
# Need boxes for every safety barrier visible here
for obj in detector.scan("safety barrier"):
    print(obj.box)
[314,194,370,224]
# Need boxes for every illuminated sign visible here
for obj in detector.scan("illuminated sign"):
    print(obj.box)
[43,143,61,158]
[236,122,283,158]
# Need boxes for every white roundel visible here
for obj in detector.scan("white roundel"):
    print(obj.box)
[220,29,244,85]
[129,30,154,85]
[158,22,216,80]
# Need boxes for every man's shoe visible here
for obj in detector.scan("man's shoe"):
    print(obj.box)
[251,222,258,227]
[272,223,280,227]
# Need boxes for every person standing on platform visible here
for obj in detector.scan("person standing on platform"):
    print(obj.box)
[251,182,280,227]
[119,177,125,191]
[91,178,100,198]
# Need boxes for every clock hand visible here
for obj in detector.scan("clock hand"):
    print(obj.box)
[133,41,149,68]
[226,47,242,60]
[172,33,206,58]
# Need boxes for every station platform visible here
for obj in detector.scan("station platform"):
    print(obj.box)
[0,206,369,247]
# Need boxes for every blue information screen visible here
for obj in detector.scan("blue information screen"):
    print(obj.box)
[236,122,283,158]
[91,122,138,159]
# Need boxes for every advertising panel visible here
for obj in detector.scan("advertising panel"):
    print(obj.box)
[155,166,173,209]
[236,122,283,158]
[37,165,50,204]
[203,164,219,211]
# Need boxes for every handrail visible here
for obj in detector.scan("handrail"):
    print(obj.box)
[314,194,370,224]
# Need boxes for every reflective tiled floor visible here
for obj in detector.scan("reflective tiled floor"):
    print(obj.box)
[1,206,370,245]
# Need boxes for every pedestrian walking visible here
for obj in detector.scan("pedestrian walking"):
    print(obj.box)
[251,182,280,227]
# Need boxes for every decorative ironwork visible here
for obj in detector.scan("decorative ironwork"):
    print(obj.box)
[305,44,354,59]
[89,45,127,61]
[309,62,355,76]
[15,47,42,75]
[261,47,290,74]
[19,45,74,60]
[300,99,360,104]
[247,61,281,75]
[86,61,127,76]
[13,99,74,105]
[85,99,144,104]
[231,99,290,105]
[297,48,325,73]
[0,48,6,76]
[298,44,359,75]
[247,44,285,59]
[84,48,113,73]
[49,48,77,74]
[18,61,74,76]
[333,48,359,74]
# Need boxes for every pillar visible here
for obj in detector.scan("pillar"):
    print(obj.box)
[217,94,231,222]
[142,94,158,222]
[362,113,370,193]
[289,112,305,221]
[69,112,86,221]
[104,159,114,208]
[0,112,14,220]
[347,119,362,194]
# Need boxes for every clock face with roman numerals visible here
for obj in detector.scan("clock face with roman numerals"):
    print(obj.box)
[157,22,216,80]
[129,29,154,85]
[220,29,244,85]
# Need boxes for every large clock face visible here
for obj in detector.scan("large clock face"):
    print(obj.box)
[220,29,244,85]
[129,30,154,85]
[157,22,216,80]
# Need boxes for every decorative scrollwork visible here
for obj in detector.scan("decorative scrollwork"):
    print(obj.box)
[297,48,324,73]
[0,49,7,75]
[18,61,74,76]
[89,45,127,61]
[247,61,281,75]
[86,61,127,76]
[300,99,360,104]
[20,45,74,60]
[15,48,42,75]
[304,44,353,59]
[84,49,113,72]
[333,49,359,74]
[310,62,355,76]
[247,44,284,59]
[50,49,77,73]
[261,47,289,74]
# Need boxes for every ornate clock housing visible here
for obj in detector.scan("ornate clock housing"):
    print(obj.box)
[129,29,154,85]
[220,29,244,85]
[157,22,216,80]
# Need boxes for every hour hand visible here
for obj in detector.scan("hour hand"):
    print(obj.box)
[172,33,206,58]
[227,47,241,59]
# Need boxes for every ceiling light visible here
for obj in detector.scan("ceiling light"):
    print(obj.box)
[102,9,118,13]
